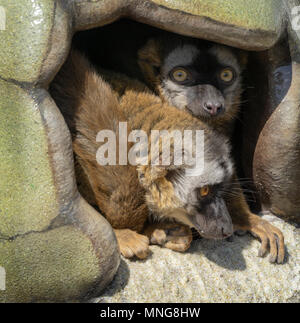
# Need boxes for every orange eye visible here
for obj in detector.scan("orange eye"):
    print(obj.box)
[200,186,210,197]
[220,68,234,83]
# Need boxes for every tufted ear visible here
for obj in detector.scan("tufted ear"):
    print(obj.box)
[138,38,162,68]
[138,39,163,92]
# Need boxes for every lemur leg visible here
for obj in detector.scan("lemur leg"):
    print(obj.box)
[227,177,285,264]
[143,222,193,252]
[114,228,150,259]
[79,164,150,259]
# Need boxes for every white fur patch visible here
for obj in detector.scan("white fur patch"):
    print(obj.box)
[161,79,189,109]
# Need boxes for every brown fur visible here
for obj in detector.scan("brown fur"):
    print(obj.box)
[51,52,150,258]
[137,38,285,263]
[50,51,220,259]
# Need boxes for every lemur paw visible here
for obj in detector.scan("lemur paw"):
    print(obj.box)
[248,219,285,264]
[145,223,193,252]
[114,229,150,259]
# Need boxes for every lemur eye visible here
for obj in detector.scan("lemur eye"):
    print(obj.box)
[199,186,210,197]
[219,68,235,83]
[172,68,188,82]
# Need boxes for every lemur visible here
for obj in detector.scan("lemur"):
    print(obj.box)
[133,34,285,263]
[50,51,236,259]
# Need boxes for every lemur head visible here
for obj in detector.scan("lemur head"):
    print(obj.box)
[171,133,234,239]
[138,35,247,121]
[139,131,234,239]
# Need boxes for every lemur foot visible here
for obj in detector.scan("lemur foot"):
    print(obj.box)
[236,216,285,264]
[250,220,285,264]
[114,229,150,259]
[144,223,193,252]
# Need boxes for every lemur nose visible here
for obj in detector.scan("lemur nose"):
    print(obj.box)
[203,102,224,116]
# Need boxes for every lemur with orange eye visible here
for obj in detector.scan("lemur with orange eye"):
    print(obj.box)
[134,34,285,263]
[58,32,285,263]
[50,50,236,259]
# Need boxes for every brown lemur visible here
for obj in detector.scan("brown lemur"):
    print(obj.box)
[134,34,285,263]
[50,50,236,259]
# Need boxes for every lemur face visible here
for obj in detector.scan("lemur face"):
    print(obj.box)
[161,43,242,119]
[138,38,245,120]
[169,137,234,239]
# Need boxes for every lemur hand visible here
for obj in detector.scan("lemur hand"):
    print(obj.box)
[144,222,193,252]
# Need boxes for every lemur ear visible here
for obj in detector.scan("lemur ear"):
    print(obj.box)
[138,39,162,68]
[138,39,162,90]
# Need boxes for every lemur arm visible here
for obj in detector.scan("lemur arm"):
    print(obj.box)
[226,174,285,264]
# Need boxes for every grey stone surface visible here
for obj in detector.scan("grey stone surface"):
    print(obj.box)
[96,215,299,303]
